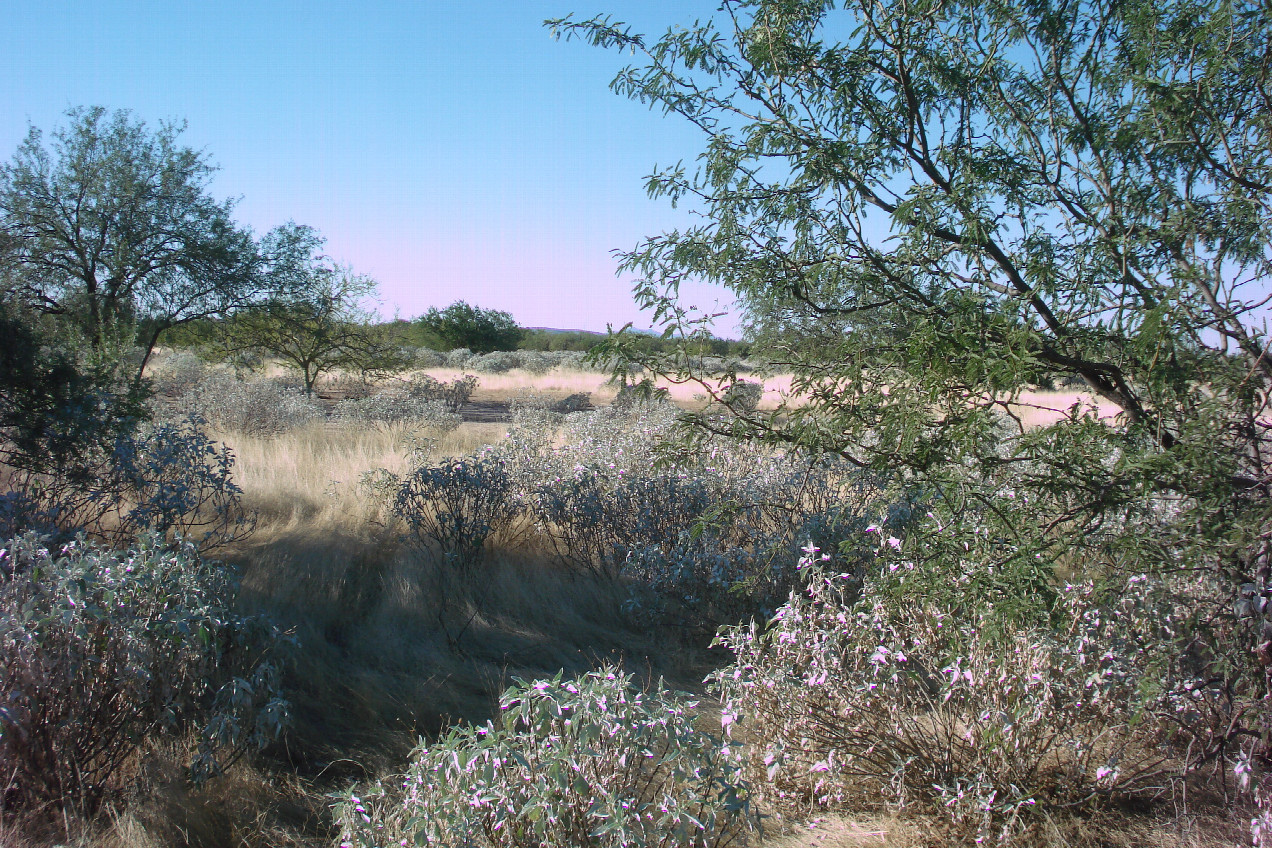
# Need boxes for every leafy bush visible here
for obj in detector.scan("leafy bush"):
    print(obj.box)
[319,373,377,399]
[499,401,879,622]
[149,349,209,398]
[376,372,479,412]
[470,350,522,373]
[711,536,1208,843]
[554,391,593,413]
[415,301,524,353]
[519,351,556,375]
[114,416,252,550]
[0,534,290,819]
[335,667,754,848]
[553,349,591,371]
[445,347,473,369]
[622,532,770,623]
[719,379,762,413]
[412,346,448,368]
[463,350,556,375]
[1,413,250,553]
[392,454,519,571]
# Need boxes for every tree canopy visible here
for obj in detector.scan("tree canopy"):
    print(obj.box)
[216,262,409,394]
[415,301,524,353]
[0,106,318,374]
[555,0,1272,801]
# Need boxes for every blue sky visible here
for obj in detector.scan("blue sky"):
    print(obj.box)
[2,1,742,335]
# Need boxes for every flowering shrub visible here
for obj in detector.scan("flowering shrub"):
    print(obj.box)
[335,666,755,848]
[710,535,1205,843]
[0,534,290,818]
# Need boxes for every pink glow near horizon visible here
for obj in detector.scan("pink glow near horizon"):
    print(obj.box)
[319,224,742,337]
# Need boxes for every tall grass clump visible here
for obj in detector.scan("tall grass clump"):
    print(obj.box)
[336,666,755,848]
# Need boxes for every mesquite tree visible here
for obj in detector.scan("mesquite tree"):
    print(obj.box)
[0,106,318,374]
[554,0,1272,806]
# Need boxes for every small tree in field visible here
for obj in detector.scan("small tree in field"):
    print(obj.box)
[415,300,524,353]
[218,262,409,394]
[555,0,1272,833]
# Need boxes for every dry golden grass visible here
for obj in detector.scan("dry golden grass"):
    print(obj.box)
[16,365,1243,848]
[406,365,791,410]
[219,420,510,530]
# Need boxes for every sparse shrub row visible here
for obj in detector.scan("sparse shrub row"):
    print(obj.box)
[407,345,758,376]
[384,397,884,628]
[333,374,471,430]
[150,351,476,435]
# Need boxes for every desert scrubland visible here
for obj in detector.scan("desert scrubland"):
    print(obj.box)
[0,351,1246,848]
[6,0,1272,842]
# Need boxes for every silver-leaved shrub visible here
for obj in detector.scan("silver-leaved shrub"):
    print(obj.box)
[0,534,291,818]
[392,454,519,571]
[335,666,755,848]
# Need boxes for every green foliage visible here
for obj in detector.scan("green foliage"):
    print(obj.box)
[0,534,290,819]
[335,666,755,848]
[518,327,750,358]
[517,327,607,352]
[0,106,318,372]
[554,0,1272,828]
[215,262,410,394]
[0,303,147,482]
[415,300,525,353]
[0,306,249,550]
